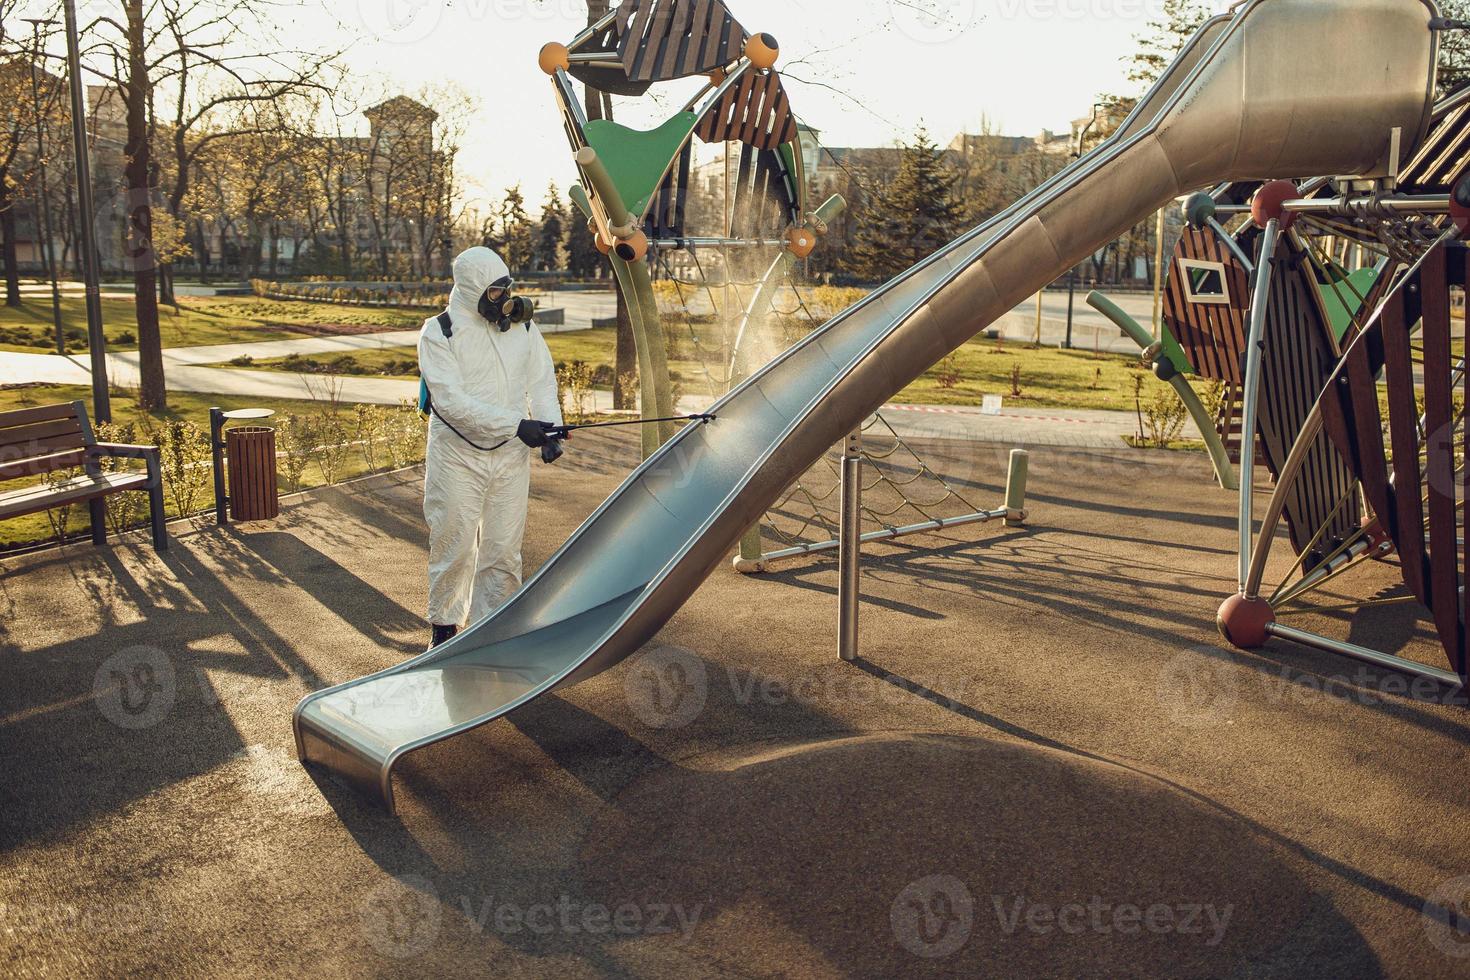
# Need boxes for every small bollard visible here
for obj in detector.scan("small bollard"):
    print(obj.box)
[1005,449,1030,528]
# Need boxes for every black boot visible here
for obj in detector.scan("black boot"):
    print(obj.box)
[430,624,459,649]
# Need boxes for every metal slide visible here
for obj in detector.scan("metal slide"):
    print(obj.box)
[295,0,1439,810]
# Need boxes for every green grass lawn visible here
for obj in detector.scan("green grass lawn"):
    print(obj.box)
[225,347,422,378]
[219,327,1188,413]
[0,293,424,353]
[0,383,424,551]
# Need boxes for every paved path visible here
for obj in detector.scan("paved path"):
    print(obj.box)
[2,281,1170,446]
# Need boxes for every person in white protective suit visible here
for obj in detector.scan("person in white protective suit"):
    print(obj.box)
[418,246,564,649]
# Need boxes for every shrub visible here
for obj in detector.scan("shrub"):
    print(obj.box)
[934,353,961,390]
[42,466,81,544]
[94,421,145,536]
[384,403,426,469]
[1142,389,1188,448]
[616,371,639,410]
[557,360,595,423]
[311,412,351,485]
[355,404,388,472]
[1010,363,1022,397]
[275,415,313,493]
[230,354,254,367]
[157,419,210,518]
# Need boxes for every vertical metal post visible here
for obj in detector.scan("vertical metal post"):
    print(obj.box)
[1238,218,1280,593]
[25,19,65,355]
[62,0,109,421]
[1004,449,1029,527]
[837,430,862,663]
[1064,268,1076,349]
[210,407,229,525]
[1151,207,1166,340]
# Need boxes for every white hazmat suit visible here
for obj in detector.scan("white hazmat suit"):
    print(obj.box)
[418,247,562,629]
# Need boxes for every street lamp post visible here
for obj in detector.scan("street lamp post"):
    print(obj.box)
[24,19,65,355]
[61,0,110,421]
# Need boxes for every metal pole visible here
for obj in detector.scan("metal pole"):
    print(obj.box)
[733,507,1012,573]
[837,430,862,663]
[62,0,109,421]
[25,20,65,355]
[1033,289,1043,345]
[1238,218,1280,592]
[210,407,229,525]
[1064,267,1076,349]
[1267,623,1463,690]
[1151,207,1166,340]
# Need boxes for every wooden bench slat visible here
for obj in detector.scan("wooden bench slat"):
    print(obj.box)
[0,417,85,452]
[0,448,88,482]
[0,403,82,429]
[0,471,152,520]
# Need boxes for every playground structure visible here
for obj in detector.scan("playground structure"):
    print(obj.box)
[294,0,1449,810]
[541,0,1023,570]
[1091,87,1470,691]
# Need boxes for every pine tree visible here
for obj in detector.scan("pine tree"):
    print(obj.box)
[1127,0,1212,85]
[1439,0,1470,99]
[564,203,602,279]
[534,182,566,271]
[497,184,535,271]
[849,127,964,282]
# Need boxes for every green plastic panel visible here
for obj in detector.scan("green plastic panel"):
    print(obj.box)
[1158,321,1194,375]
[583,113,699,220]
[777,141,805,215]
[1315,267,1380,342]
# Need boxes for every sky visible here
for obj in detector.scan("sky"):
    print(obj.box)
[31,0,1230,215]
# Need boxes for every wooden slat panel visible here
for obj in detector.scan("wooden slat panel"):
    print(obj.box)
[0,448,88,482]
[1345,321,1393,538]
[1463,248,1470,681]
[694,70,795,150]
[0,470,150,520]
[0,416,85,451]
[0,402,82,431]
[1418,246,1461,673]
[1163,227,1250,383]
[679,0,714,75]
[619,0,745,83]
[1380,268,1429,602]
[1254,242,1360,560]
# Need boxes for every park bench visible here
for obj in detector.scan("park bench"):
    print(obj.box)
[0,401,167,552]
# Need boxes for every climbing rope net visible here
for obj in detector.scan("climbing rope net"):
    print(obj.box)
[653,247,992,556]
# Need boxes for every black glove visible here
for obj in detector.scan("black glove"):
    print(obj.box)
[516,419,551,448]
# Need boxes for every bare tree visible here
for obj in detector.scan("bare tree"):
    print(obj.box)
[80,0,335,409]
[0,10,65,308]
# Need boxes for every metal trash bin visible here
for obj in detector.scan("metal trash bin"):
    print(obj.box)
[226,426,279,522]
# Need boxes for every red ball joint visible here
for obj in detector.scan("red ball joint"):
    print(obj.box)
[1251,180,1300,231]
[1216,593,1275,649]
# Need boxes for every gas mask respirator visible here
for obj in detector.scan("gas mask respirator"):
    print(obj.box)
[479,279,536,332]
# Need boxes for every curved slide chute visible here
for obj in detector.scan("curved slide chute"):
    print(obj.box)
[295,0,1439,810]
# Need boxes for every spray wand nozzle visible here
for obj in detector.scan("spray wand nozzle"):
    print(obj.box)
[542,414,716,440]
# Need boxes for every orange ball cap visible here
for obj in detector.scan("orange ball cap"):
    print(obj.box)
[614,230,649,263]
[539,42,570,76]
[746,33,779,70]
